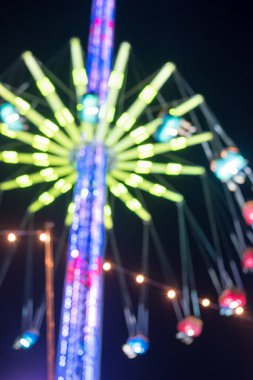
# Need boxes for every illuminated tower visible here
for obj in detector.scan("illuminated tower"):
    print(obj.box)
[56,1,115,379]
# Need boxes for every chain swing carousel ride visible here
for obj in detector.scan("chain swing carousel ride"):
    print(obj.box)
[0,0,253,379]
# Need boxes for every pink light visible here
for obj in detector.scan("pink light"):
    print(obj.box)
[219,288,247,309]
[177,316,203,338]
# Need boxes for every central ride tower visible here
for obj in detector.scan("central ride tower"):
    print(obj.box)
[56,1,115,379]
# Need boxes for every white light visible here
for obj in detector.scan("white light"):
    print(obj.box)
[186,329,194,337]
[103,262,112,271]
[85,106,99,116]
[81,188,89,198]
[201,298,211,307]
[20,338,30,348]
[7,232,17,242]
[62,326,69,337]
[39,232,48,242]
[6,113,19,123]
[122,344,137,359]
[235,306,244,315]
[133,344,142,354]
[230,300,239,309]
[167,289,176,299]
[136,274,145,284]
[71,249,79,258]
[65,298,72,309]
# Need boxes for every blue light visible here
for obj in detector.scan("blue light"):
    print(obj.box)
[0,102,24,131]
[20,329,39,349]
[154,115,182,142]
[211,148,247,182]
[79,93,99,124]
[127,335,150,355]
[56,145,107,379]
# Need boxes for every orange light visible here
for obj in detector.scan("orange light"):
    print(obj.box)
[201,298,211,307]
[235,306,244,315]
[167,289,176,299]
[39,232,48,242]
[136,274,145,284]
[103,261,112,271]
[7,232,17,243]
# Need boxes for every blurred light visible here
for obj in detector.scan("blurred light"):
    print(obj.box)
[177,316,203,338]
[127,335,149,355]
[241,247,253,272]
[242,201,253,226]
[0,102,24,131]
[186,329,195,337]
[167,289,176,299]
[122,343,137,359]
[211,147,247,183]
[103,261,112,271]
[136,274,145,284]
[39,232,48,242]
[219,288,246,310]
[20,329,39,350]
[70,249,79,258]
[20,338,30,348]
[79,93,99,124]
[201,298,211,307]
[7,232,17,242]
[154,115,182,142]
[235,307,244,315]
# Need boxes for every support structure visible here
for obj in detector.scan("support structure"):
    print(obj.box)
[45,222,56,380]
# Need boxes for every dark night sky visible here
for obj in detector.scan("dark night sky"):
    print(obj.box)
[1,0,253,379]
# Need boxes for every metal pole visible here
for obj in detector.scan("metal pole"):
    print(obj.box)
[44,222,55,380]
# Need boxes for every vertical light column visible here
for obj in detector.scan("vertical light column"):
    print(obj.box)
[57,0,116,379]
[56,145,107,380]
[57,146,93,379]
[82,145,107,380]
[86,0,115,104]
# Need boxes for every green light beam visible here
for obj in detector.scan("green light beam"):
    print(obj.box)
[0,166,74,190]
[65,201,75,226]
[96,42,131,142]
[169,94,204,117]
[70,38,88,99]
[104,203,113,230]
[106,174,151,221]
[111,170,184,203]
[0,83,74,149]
[115,161,206,175]
[0,151,69,166]
[116,132,213,161]
[69,38,94,142]
[113,118,162,153]
[28,172,77,213]
[22,51,81,144]
[0,123,69,156]
[105,62,176,146]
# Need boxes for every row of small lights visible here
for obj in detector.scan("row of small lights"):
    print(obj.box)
[102,261,245,316]
[3,234,244,317]
[4,231,49,243]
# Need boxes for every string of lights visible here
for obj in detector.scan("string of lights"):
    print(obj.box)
[101,260,249,320]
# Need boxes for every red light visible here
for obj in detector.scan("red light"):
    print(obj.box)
[242,248,253,272]
[219,288,246,310]
[242,201,253,226]
[177,316,203,338]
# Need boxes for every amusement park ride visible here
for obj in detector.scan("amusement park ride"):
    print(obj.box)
[0,0,253,379]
